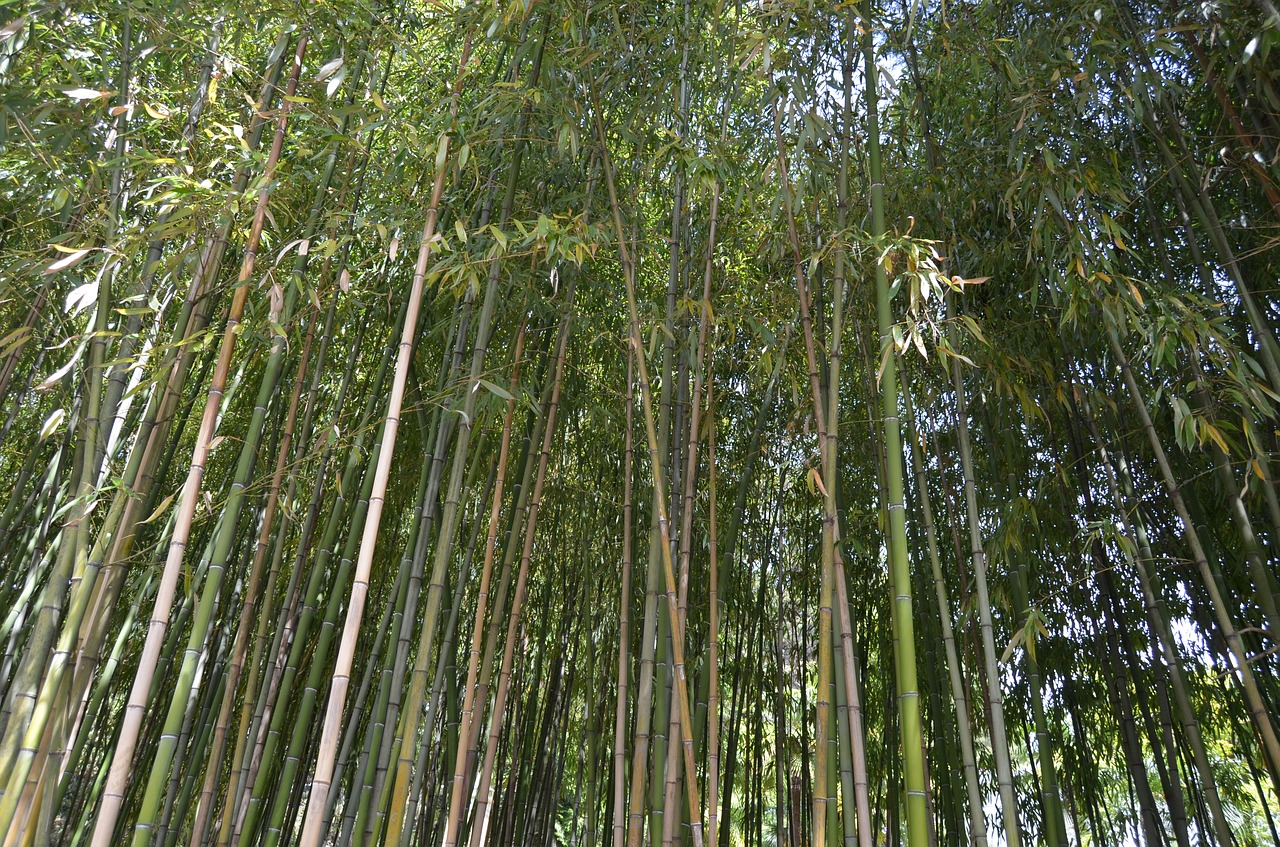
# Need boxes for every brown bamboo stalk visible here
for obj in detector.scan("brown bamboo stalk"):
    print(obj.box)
[591,76,706,847]
[1072,389,1236,846]
[706,375,720,847]
[466,282,575,847]
[1106,319,1280,791]
[189,305,316,844]
[441,323,528,847]
[661,114,722,847]
[770,94,835,847]
[88,36,307,847]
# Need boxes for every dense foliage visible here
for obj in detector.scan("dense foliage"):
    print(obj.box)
[0,1,1278,846]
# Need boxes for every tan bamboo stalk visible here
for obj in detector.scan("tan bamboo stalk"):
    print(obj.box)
[377,296,471,847]
[946,315,1021,847]
[383,22,543,836]
[362,242,476,847]
[458,375,545,783]
[219,291,367,847]
[592,77,706,847]
[706,375,720,847]
[898,378,985,847]
[658,2,695,836]
[86,36,306,847]
[391,44,552,834]
[466,281,575,847]
[397,45,555,836]
[660,539,685,846]
[832,557,873,847]
[621,237,672,847]
[822,16,873,846]
[294,30,477,847]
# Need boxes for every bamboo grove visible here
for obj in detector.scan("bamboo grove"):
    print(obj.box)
[1,0,1279,844]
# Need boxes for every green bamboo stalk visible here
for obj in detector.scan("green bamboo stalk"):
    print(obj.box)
[217,302,366,847]
[945,316,1020,847]
[231,299,400,847]
[611,349,635,847]
[84,33,306,847]
[1106,319,1280,791]
[899,379,984,847]
[443,324,529,846]
[296,22,483,835]
[861,8,928,845]
[1074,388,1237,846]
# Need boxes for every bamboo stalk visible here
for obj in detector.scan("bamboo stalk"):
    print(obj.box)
[86,36,307,847]
[610,349,635,847]
[1106,319,1280,793]
[592,74,706,847]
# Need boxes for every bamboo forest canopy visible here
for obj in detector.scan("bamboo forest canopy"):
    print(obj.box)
[2,0,1280,845]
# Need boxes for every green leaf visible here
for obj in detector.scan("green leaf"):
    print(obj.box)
[478,379,514,401]
[0,326,31,358]
[435,134,450,174]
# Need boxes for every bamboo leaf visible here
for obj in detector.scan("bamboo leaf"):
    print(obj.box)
[64,280,98,314]
[435,134,450,174]
[138,491,177,526]
[268,282,284,324]
[809,466,828,498]
[64,88,112,101]
[39,408,65,440]
[326,65,347,98]
[477,379,514,401]
[315,56,344,82]
[36,354,80,391]
[46,248,93,275]
[0,17,26,41]
[0,326,31,357]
